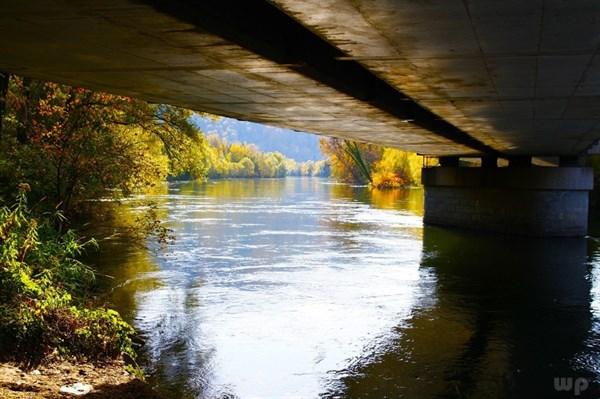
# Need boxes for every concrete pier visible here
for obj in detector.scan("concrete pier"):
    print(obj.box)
[422,166,594,236]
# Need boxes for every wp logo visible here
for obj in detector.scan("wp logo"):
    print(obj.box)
[554,377,589,396]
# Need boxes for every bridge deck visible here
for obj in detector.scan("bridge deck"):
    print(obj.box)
[1,1,599,156]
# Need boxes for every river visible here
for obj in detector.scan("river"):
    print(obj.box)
[87,177,600,398]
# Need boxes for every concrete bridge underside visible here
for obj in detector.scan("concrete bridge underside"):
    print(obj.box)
[2,0,600,158]
[1,0,598,236]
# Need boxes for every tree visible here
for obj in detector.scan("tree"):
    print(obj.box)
[320,138,381,184]
[239,157,255,177]
[0,71,9,135]
[371,148,422,188]
[320,137,421,188]
[0,76,211,215]
[312,160,331,177]
[200,133,325,179]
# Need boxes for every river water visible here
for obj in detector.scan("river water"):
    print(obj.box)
[88,178,600,398]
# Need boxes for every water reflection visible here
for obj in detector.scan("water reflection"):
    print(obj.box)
[325,228,599,398]
[89,179,427,398]
[329,183,424,216]
[87,178,600,398]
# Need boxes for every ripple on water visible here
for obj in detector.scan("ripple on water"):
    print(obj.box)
[102,180,432,398]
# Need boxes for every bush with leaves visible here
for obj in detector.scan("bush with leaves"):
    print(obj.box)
[0,189,135,366]
[0,76,210,216]
[320,137,423,188]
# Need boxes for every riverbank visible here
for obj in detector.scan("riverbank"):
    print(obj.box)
[0,361,163,399]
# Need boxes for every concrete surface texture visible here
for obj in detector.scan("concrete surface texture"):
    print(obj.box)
[0,0,599,157]
[422,166,593,236]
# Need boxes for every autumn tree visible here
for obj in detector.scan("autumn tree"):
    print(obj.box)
[320,137,381,184]
[320,137,421,188]
[204,134,323,179]
[0,76,210,215]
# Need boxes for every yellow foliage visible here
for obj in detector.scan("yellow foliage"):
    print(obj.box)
[371,170,405,189]
[320,138,423,187]
[372,148,422,188]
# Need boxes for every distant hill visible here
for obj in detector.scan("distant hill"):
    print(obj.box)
[191,114,324,162]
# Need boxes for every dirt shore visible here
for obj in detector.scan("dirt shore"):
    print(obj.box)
[0,361,164,398]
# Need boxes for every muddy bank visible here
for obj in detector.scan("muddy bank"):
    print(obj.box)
[0,361,164,398]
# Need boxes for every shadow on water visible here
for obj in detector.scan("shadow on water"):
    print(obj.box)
[324,226,600,398]
[86,179,600,398]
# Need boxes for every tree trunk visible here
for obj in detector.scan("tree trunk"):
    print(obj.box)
[16,76,33,144]
[0,72,9,137]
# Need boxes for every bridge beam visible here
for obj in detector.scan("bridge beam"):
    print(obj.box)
[481,156,498,168]
[421,165,593,236]
[508,156,532,168]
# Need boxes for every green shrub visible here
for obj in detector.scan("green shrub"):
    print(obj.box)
[0,188,135,366]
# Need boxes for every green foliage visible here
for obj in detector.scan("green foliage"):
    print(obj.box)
[131,203,175,246]
[0,76,209,215]
[0,73,334,371]
[0,190,135,366]
[0,75,329,218]
[343,141,373,183]
[193,115,323,162]
[205,134,329,179]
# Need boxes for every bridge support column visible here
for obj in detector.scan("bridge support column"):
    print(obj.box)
[421,166,593,236]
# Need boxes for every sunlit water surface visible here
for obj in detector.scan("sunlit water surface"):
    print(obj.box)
[88,178,600,398]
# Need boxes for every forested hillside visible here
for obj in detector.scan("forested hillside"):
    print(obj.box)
[192,114,324,162]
